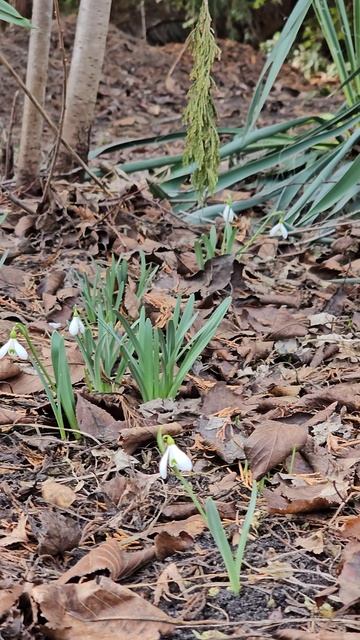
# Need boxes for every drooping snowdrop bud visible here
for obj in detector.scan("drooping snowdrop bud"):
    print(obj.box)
[159,437,193,480]
[69,311,85,337]
[222,203,235,223]
[269,221,288,240]
[0,329,28,360]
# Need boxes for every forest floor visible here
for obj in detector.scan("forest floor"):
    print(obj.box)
[1,16,360,640]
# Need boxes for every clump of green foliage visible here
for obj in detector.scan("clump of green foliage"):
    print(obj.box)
[183,0,220,200]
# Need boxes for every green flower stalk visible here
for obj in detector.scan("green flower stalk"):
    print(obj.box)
[15,324,79,441]
[183,0,220,201]
[158,431,258,594]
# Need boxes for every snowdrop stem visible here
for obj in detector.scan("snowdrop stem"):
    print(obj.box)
[15,323,55,391]
[174,468,207,521]
[237,210,277,258]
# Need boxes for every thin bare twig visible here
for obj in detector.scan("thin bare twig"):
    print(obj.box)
[166,37,190,84]
[4,90,19,180]
[0,185,36,215]
[41,0,67,205]
[0,49,110,195]
[140,0,147,40]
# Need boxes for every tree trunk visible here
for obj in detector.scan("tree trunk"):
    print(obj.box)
[16,0,52,188]
[60,0,112,170]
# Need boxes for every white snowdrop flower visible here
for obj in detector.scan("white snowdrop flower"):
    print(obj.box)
[69,313,85,337]
[269,221,288,240]
[159,443,193,480]
[222,203,235,223]
[0,337,28,360]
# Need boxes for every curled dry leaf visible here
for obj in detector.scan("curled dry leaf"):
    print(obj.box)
[0,358,21,381]
[338,542,360,606]
[41,479,77,508]
[31,577,174,640]
[264,476,349,515]
[57,539,156,584]
[155,531,193,561]
[150,515,206,539]
[295,530,324,555]
[121,421,183,454]
[244,421,308,480]
[0,514,28,547]
[154,562,186,606]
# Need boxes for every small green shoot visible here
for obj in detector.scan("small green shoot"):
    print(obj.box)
[77,253,157,326]
[195,223,237,269]
[101,295,231,401]
[159,432,258,594]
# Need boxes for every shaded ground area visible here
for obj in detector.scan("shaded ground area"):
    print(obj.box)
[1,14,360,640]
[0,15,338,167]
[1,195,360,638]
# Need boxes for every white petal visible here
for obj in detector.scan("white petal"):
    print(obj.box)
[159,448,170,479]
[48,322,62,330]
[13,340,28,360]
[0,340,10,359]
[223,204,235,223]
[78,318,85,334]
[69,316,83,336]
[168,444,193,473]
[269,223,281,237]
[269,222,288,239]
[279,223,288,239]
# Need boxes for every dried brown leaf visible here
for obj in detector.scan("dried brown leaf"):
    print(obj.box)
[41,479,77,508]
[200,382,252,415]
[0,358,21,381]
[121,421,182,454]
[340,516,360,541]
[76,393,121,441]
[303,383,360,411]
[31,577,173,640]
[244,421,308,479]
[155,531,193,560]
[37,270,65,296]
[1,344,84,394]
[154,562,185,605]
[57,539,155,584]
[264,476,349,514]
[197,415,246,463]
[0,514,28,547]
[0,585,24,617]
[150,515,206,539]
[295,530,324,554]
[37,511,81,556]
[338,542,360,605]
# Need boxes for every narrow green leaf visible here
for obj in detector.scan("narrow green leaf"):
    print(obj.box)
[205,498,239,593]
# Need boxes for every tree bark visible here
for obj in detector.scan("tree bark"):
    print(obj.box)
[60,0,112,169]
[16,0,53,188]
